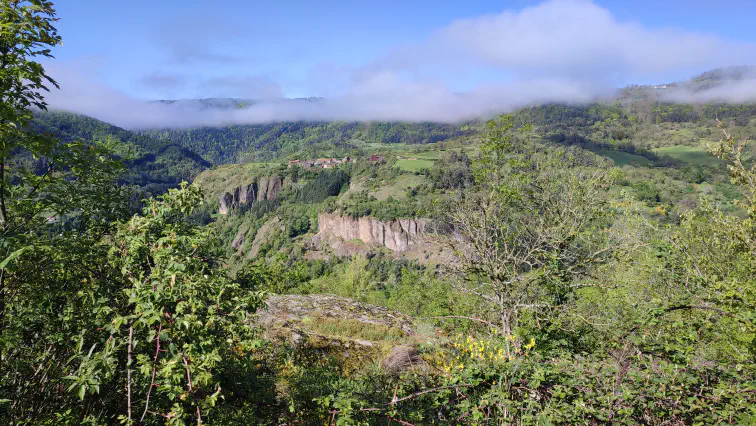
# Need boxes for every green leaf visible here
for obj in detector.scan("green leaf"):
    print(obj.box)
[0,247,26,269]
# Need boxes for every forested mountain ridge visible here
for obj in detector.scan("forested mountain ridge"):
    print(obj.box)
[140,121,476,164]
[28,89,754,225]
[32,110,211,196]
[13,65,742,176]
[131,68,756,165]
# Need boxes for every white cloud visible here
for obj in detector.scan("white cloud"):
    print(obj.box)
[408,0,752,80]
[44,62,607,128]
[662,81,756,105]
[44,0,756,128]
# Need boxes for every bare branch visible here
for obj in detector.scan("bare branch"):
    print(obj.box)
[126,324,133,425]
[140,322,162,422]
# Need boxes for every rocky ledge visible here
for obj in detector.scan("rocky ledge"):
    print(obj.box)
[259,294,416,336]
[257,294,429,371]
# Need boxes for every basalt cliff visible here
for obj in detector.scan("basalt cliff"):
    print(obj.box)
[313,213,425,253]
[218,175,283,214]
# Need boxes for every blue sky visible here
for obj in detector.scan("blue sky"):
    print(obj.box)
[53,0,513,98]
[45,0,756,127]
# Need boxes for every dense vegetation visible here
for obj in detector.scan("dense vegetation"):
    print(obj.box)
[32,110,211,201]
[2,2,756,425]
[141,121,472,164]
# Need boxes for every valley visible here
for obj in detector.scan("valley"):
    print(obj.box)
[4,1,756,423]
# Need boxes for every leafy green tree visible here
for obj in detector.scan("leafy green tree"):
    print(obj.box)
[442,115,615,335]
[0,0,61,322]
[296,169,348,204]
[0,9,130,424]
[101,184,266,424]
[0,4,267,423]
[632,181,661,203]
[2,184,267,424]
[647,120,756,359]
[0,0,128,333]
[607,121,756,366]
[0,0,61,228]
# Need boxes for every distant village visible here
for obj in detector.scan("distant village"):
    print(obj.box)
[288,154,384,169]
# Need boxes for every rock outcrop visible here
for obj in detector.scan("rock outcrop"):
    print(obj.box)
[238,183,256,205]
[258,294,417,337]
[257,294,427,371]
[231,230,245,250]
[219,192,235,215]
[257,175,283,202]
[314,213,425,253]
[218,175,283,214]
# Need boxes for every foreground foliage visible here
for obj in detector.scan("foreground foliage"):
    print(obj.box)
[2,2,756,424]
[2,185,268,424]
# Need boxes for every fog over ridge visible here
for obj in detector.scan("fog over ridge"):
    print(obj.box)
[44,0,756,129]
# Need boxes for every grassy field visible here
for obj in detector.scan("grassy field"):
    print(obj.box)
[394,158,435,172]
[654,145,722,166]
[370,174,426,200]
[358,142,412,152]
[410,151,444,160]
[600,150,653,167]
[359,140,477,157]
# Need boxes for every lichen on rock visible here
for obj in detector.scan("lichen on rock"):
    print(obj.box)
[258,294,431,372]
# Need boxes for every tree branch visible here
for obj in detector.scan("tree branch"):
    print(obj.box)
[391,384,475,405]
[126,324,133,425]
[140,322,162,422]
[182,353,202,425]
[0,158,6,226]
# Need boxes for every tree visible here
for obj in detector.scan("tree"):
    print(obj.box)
[0,0,60,325]
[0,3,268,423]
[441,115,614,335]
[643,119,756,360]
[103,184,266,424]
[2,184,268,424]
[0,4,134,394]
[0,0,61,227]
[0,0,128,351]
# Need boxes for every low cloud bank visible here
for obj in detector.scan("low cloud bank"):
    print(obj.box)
[660,75,756,105]
[45,66,756,131]
[43,0,756,129]
[45,64,609,129]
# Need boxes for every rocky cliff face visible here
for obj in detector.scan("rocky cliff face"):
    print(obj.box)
[314,213,425,253]
[257,175,282,202]
[219,175,283,214]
